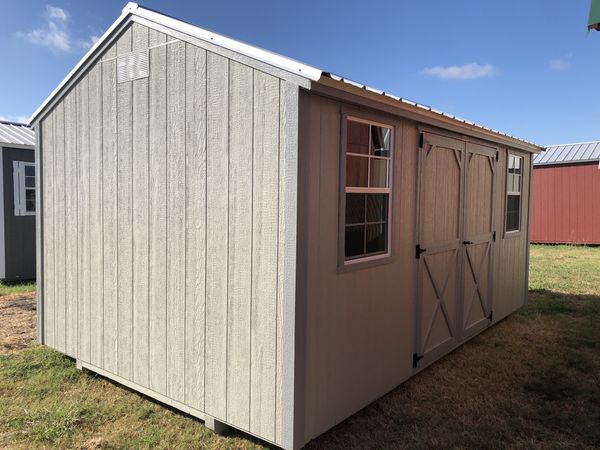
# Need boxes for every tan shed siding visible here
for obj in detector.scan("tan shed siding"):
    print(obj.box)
[298,91,532,446]
[39,22,296,447]
[299,93,417,442]
[492,149,531,321]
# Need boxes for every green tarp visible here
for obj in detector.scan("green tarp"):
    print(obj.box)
[589,0,600,30]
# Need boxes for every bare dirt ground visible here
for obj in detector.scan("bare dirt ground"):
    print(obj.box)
[0,293,36,355]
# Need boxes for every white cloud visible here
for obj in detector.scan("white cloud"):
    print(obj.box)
[549,57,571,71]
[46,5,68,21]
[79,34,101,50]
[17,4,77,53]
[0,115,30,124]
[420,63,497,80]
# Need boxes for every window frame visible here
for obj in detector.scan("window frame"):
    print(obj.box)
[13,161,36,217]
[339,114,395,269]
[504,152,523,235]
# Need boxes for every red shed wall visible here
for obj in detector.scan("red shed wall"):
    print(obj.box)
[531,162,600,244]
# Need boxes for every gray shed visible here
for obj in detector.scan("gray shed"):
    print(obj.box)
[30,3,542,448]
[0,121,36,281]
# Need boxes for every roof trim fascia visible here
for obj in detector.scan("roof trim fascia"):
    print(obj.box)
[312,77,543,153]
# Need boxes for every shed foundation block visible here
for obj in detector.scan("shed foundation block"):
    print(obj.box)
[204,416,231,435]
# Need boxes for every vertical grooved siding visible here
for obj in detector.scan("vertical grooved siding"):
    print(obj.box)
[117,26,134,380]
[148,28,167,394]
[38,22,296,447]
[531,162,600,244]
[132,22,150,387]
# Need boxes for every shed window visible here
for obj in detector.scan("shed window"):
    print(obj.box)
[505,154,522,232]
[343,118,392,263]
[13,161,36,216]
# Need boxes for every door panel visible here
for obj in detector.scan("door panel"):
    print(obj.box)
[416,133,464,365]
[462,143,496,337]
[415,134,497,368]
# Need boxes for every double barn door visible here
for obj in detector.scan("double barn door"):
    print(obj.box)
[414,131,497,368]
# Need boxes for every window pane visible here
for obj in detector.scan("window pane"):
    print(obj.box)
[26,189,36,212]
[24,165,35,176]
[345,225,365,258]
[371,125,391,157]
[369,159,389,188]
[346,193,366,225]
[365,223,387,254]
[514,174,521,194]
[366,194,388,223]
[346,155,368,187]
[514,156,521,174]
[506,173,514,193]
[347,120,369,155]
[25,176,35,188]
[506,194,520,231]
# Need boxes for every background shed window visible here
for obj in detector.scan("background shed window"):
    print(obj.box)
[344,118,392,262]
[506,154,522,232]
[13,161,36,216]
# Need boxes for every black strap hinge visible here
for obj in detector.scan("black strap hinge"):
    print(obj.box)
[413,353,424,368]
[419,132,424,149]
[488,310,494,322]
[493,231,496,242]
[495,151,499,162]
[416,244,426,259]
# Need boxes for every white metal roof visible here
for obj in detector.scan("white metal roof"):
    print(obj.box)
[0,121,35,147]
[29,2,541,151]
[534,141,600,166]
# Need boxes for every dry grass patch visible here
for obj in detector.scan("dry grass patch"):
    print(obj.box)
[0,293,36,354]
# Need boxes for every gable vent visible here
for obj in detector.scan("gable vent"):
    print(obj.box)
[117,49,149,83]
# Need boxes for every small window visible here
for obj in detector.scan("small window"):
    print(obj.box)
[343,118,393,264]
[505,154,522,232]
[13,161,36,216]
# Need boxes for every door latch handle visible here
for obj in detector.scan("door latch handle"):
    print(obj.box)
[463,240,473,245]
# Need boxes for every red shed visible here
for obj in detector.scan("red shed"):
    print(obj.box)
[532,141,600,244]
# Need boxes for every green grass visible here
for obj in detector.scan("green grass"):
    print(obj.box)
[0,280,36,297]
[0,346,264,449]
[0,245,599,449]
[528,244,600,295]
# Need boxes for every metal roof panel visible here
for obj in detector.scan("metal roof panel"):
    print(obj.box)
[534,141,600,165]
[0,121,35,147]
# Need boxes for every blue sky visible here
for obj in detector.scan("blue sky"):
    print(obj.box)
[0,0,596,145]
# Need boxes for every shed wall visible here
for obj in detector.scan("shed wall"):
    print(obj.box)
[38,21,297,447]
[531,162,600,244]
[297,91,532,445]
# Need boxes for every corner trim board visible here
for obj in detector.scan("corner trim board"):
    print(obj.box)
[35,126,44,343]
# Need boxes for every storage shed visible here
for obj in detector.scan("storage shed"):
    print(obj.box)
[30,3,542,449]
[532,141,600,244]
[0,120,36,281]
